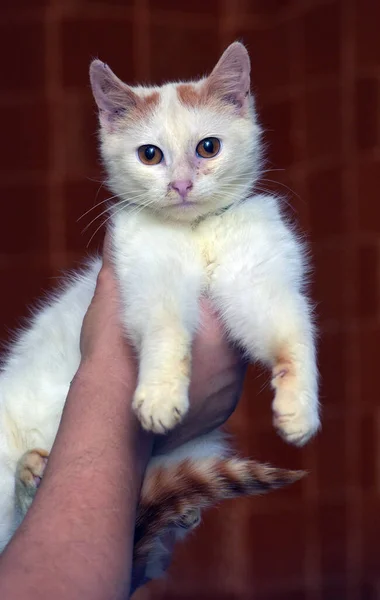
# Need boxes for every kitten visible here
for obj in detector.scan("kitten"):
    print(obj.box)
[0,42,317,578]
[92,41,319,442]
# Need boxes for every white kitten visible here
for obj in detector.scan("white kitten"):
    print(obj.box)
[0,42,317,577]
[90,42,319,442]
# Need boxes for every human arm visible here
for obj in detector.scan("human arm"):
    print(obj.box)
[0,262,151,600]
[0,237,245,600]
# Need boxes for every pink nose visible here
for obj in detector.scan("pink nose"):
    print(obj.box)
[170,180,193,199]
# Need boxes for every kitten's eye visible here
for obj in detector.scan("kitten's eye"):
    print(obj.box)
[196,137,221,159]
[138,145,163,165]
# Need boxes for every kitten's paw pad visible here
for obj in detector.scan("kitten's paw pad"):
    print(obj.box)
[15,449,49,514]
[273,392,320,446]
[17,449,49,490]
[133,383,189,434]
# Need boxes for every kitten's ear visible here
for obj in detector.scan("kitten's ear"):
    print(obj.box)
[89,60,138,127]
[206,42,251,112]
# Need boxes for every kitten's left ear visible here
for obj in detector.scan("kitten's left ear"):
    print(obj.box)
[206,42,251,113]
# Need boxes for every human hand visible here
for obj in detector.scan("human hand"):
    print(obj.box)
[80,231,245,448]
[80,231,246,594]
[79,234,136,379]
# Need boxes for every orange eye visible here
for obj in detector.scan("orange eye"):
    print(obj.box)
[138,145,163,165]
[196,137,221,159]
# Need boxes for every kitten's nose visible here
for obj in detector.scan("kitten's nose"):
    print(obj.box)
[170,180,193,199]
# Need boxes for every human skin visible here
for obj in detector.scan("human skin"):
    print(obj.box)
[0,237,245,600]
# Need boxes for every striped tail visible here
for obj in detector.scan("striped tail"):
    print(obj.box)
[134,457,304,560]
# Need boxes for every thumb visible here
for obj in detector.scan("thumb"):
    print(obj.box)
[102,228,114,269]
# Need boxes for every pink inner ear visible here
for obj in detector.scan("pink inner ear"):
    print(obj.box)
[206,42,251,110]
[89,60,137,119]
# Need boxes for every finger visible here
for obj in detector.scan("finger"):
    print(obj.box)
[94,230,120,301]
[197,300,242,367]
[198,297,225,347]
[102,228,114,268]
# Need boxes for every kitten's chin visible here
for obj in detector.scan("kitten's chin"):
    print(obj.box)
[161,202,204,223]
[161,197,236,223]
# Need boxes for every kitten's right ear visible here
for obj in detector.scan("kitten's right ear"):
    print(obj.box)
[89,60,138,128]
[206,42,251,113]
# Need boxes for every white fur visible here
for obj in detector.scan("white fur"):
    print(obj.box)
[111,196,318,440]
[0,43,319,560]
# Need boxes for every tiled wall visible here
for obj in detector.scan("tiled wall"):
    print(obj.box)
[0,0,379,598]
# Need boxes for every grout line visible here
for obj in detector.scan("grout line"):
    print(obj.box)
[0,0,339,28]
[217,3,257,596]
[218,0,249,47]
[287,10,322,600]
[133,0,151,82]
[0,74,343,107]
[377,79,380,159]
[341,1,363,597]
[0,9,45,23]
[45,0,68,270]
[59,2,133,20]
[144,0,336,31]
[218,4,252,595]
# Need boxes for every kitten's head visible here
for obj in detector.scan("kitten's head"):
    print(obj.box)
[90,42,262,222]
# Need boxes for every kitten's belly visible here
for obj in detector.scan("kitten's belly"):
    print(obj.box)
[0,384,71,464]
[0,260,100,464]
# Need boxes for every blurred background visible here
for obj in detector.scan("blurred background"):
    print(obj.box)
[0,0,378,598]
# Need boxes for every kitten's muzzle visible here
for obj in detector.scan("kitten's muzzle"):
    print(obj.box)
[169,180,193,199]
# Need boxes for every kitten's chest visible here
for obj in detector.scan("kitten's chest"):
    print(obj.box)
[192,216,227,284]
[113,209,242,286]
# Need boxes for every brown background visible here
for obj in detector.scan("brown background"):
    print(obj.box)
[0,0,379,598]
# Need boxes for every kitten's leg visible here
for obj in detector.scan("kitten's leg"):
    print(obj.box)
[133,316,194,434]
[207,205,319,445]
[15,449,49,515]
[267,297,319,445]
[112,215,203,434]
[211,272,319,445]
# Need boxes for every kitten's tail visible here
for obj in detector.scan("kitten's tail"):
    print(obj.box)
[134,457,304,558]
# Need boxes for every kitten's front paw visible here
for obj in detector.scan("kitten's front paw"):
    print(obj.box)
[16,448,49,514]
[133,381,189,434]
[272,390,320,446]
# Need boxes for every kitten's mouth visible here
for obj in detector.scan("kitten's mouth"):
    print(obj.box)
[165,199,198,210]
[178,200,197,208]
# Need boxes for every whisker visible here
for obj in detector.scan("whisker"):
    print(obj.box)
[77,192,120,223]
[260,168,286,175]
[82,170,301,243]
[85,204,127,249]
[259,178,303,203]
[93,179,107,203]
[85,194,163,247]
[81,203,114,234]
[81,190,150,232]
[85,217,111,249]
[86,176,106,184]
[254,186,296,214]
